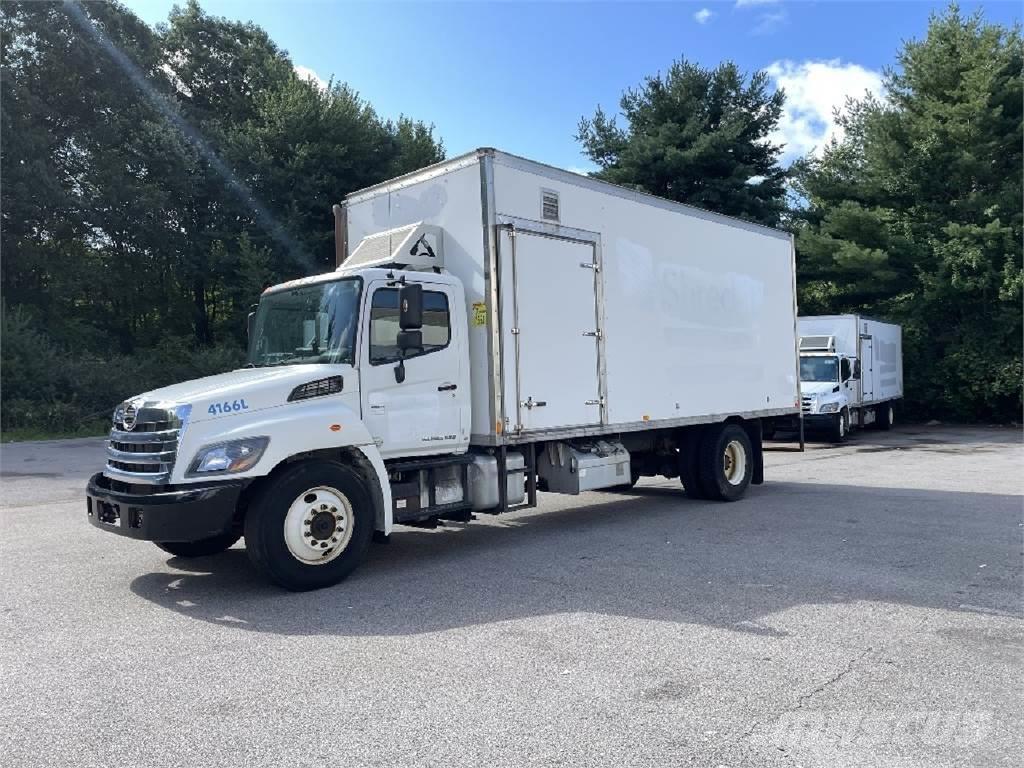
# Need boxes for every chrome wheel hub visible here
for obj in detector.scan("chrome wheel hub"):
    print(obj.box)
[283,486,354,565]
[723,440,747,486]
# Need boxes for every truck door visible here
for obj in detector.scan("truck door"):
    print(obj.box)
[861,335,874,402]
[501,225,603,432]
[360,280,467,458]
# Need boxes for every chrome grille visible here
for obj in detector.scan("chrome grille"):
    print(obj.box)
[105,404,190,485]
[801,395,813,414]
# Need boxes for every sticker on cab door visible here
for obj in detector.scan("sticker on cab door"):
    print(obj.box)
[471,302,487,327]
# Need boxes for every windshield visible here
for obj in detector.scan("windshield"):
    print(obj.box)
[800,355,839,383]
[248,278,362,367]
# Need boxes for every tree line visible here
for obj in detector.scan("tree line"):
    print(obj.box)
[0,1,1020,436]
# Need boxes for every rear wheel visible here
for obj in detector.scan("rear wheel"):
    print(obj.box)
[155,530,240,558]
[679,429,710,499]
[244,460,374,591]
[876,403,894,431]
[697,423,753,502]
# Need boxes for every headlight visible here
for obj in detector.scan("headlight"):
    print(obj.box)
[187,437,269,476]
[819,402,839,414]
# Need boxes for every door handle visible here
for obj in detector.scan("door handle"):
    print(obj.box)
[438,383,457,392]
[521,397,546,409]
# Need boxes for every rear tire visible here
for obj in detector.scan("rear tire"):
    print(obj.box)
[244,460,374,591]
[679,429,710,499]
[697,423,753,502]
[876,403,894,431]
[155,530,240,558]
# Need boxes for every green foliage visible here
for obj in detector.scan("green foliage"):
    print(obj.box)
[0,0,443,434]
[576,58,789,227]
[795,5,1022,422]
[0,305,245,434]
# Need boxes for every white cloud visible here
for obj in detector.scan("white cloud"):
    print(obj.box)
[751,9,787,35]
[694,8,714,24]
[294,64,327,92]
[766,59,885,163]
[735,0,780,6]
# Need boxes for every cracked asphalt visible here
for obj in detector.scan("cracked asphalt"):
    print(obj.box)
[1,425,1021,767]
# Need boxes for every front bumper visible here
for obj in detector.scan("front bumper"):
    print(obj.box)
[85,473,245,542]
[802,413,839,429]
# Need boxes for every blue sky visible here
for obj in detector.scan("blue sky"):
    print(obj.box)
[123,0,1021,170]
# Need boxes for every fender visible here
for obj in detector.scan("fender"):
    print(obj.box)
[172,396,392,532]
[354,443,393,535]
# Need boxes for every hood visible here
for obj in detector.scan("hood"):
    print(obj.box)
[800,381,841,397]
[124,365,355,423]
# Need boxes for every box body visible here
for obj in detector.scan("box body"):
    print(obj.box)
[798,315,904,405]
[345,149,800,446]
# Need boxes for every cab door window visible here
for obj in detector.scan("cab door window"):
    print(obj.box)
[369,287,450,365]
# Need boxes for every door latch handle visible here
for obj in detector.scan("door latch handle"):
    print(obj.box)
[438,383,458,392]
[585,399,603,406]
[521,397,547,409]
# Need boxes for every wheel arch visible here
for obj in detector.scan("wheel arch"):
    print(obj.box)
[238,445,392,535]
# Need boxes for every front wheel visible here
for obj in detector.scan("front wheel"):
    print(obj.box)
[831,410,849,442]
[697,423,753,502]
[244,460,374,591]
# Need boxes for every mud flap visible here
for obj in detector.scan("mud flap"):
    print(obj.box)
[743,419,764,485]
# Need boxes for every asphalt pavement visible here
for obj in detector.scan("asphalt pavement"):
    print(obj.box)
[1,425,1021,767]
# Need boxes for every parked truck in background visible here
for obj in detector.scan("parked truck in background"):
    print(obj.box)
[85,148,800,591]
[770,315,903,442]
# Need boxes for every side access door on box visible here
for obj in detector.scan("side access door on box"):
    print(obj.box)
[859,326,875,404]
[498,219,605,433]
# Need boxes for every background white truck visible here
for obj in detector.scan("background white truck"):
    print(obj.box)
[86,148,800,591]
[769,314,903,441]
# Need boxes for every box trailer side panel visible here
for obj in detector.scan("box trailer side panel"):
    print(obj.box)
[490,155,799,431]
[343,161,495,438]
[862,318,903,404]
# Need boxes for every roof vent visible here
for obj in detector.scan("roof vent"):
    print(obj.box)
[541,189,559,222]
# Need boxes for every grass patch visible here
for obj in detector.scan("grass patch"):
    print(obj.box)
[1,422,109,443]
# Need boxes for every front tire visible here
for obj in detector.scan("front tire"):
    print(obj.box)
[155,530,240,558]
[244,460,374,591]
[697,423,753,502]
[831,409,849,442]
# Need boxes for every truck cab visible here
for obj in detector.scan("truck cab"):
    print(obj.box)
[798,343,860,441]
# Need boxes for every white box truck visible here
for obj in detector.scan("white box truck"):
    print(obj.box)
[85,149,800,591]
[770,314,903,441]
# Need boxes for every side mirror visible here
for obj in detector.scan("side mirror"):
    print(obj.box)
[853,359,862,380]
[247,311,256,340]
[399,283,423,329]
[397,329,423,354]
[394,329,423,384]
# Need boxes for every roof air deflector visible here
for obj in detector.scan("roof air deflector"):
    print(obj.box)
[342,222,443,271]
